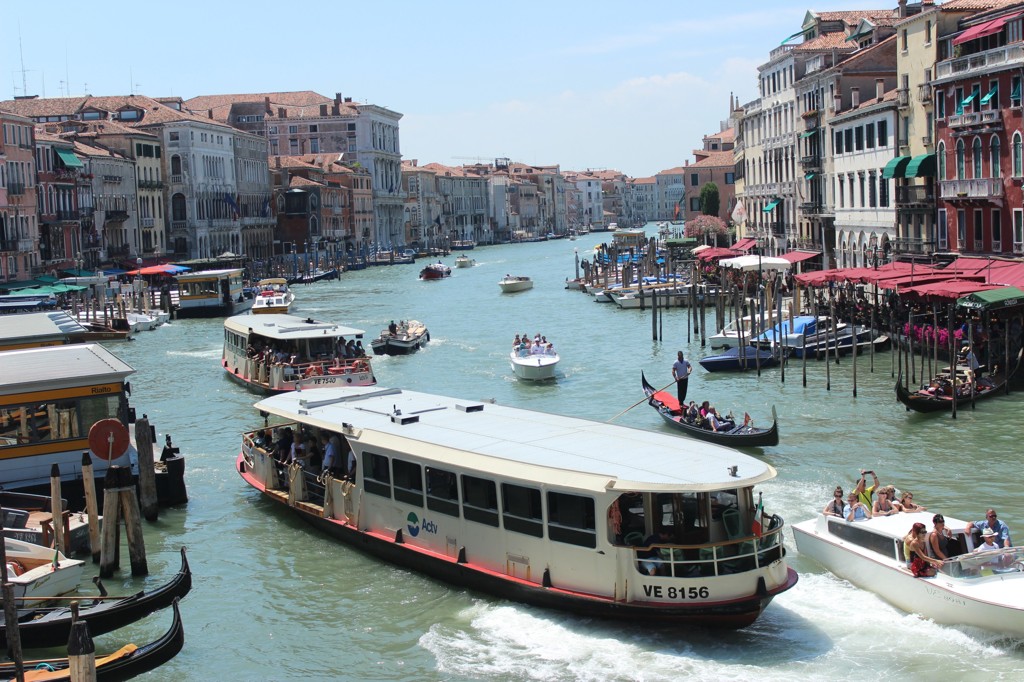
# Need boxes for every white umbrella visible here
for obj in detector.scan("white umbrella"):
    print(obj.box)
[692,245,713,254]
[718,255,791,272]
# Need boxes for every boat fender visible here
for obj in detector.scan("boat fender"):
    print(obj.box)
[346,377,353,384]
[542,568,552,588]
[457,547,467,564]
[756,576,768,598]
[239,459,246,474]
[395,529,404,544]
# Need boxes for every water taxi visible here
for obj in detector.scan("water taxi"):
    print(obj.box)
[251,278,295,315]
[174,268,254,318]
[237,385,796,627]
[222,314,375,394]
[0,344,184,506]
[498,275,533,293]
[794,511,1024,638]
[510,343,559,381]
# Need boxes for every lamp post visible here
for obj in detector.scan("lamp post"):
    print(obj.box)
[291,243,298,280]
[756,234,766,337]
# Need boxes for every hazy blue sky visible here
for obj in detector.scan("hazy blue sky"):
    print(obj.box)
[3,1,872,177]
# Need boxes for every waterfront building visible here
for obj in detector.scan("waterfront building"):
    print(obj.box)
[33,132,82,275]
[630,176,656,226]
[420,163,490,245]
[67,138,138,263]
[654,167,686,223]
[681,149,737,227]
[0,111,39,285]
[402,160,443,251]
[564,171,606,230]
[933,1,1024,257]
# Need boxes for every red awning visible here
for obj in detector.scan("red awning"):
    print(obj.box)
[731,238,757,252]
[901,280,1002,299]
[780,250,820,264]
[953,14,1017,46]
[695,247,741,262]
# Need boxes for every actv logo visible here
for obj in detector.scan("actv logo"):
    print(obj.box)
[406,512,438,537]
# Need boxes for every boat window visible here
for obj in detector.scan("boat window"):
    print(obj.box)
[501,483,543,538]
[0,394,119,448]
[547,492,595,548]
[827,519,898,559]
[425,466,460,517]
[391,458,424,507]
[362,452,391,499]
[655,492,707,543]
[461,475,499,527]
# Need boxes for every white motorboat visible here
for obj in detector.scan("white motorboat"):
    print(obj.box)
[370,320,430,356]
[251,278,295,315]
[126,312,160,331]
[454,255,475,268]
[498,275,533,293]
[4,537,85,605]
[510,345,559,381]
[793,511,1024,638]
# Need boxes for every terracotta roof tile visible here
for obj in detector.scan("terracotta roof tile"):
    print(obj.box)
[184,90,331,113]
[941,0,1023,10]
[813,10,898,24]
[632,177,656,184]
[705,127,735,142]
[0,94,234,130]
[689,151,735,168]
[796,31,858,50]
[289,176,323,188]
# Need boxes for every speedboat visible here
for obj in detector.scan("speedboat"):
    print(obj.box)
[699,346,782,372]
[793,510,1024,638]
[4,537,85,605]
[510,344,559,380]
[455,255,475,268]
[370,320,430,356]
[251,278,295,315]
[420,263,451,280]
[499,275,533,293]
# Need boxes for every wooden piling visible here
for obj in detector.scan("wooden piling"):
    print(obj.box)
[135,417,159,522]
[49,464,66,555]
[0,535,25,678]
[81,453,101,564]
[99,465,148,578]
[67,602,97,682]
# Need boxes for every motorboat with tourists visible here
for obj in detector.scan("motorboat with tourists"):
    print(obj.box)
[370,320,430,356]
[174,268,254,318]
[510,340,559,381]
[237,384,797,627]
[250,278,295,315]
[455,255,475,268]
[499,275,533,293]
[794,510,1024,638]
[641,373,779,447]
[222,314,375,394]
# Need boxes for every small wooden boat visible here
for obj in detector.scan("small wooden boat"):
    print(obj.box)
[287,268,339,285]
[641,372,779,447]
[0,597,185,681]
[698,346,782,373]
[3,537,84,605]
[419,263,451,280]
[370,321,430,356]
[498,275,533,293]
[0,547,191,650]
[1,491,92,554]
[895,368,1008,413]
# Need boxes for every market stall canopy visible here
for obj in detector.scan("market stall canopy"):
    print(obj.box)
[691,245,713,254]
[730,238,757,252]
[957,285,1024,310]
[718,255,792,272]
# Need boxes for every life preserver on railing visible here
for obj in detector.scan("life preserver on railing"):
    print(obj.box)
[355,360,369,373]
[304,364,322,378]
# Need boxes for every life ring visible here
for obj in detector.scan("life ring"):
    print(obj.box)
[304,365,322,378]
[355,360,369,373]
[88,419,131,461]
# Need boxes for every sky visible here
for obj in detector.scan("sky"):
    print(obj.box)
[3,0,874,178]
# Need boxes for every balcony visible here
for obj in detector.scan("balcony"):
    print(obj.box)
[102,175,122,184]
[939,178,1004,200]
[934,43,1024,84]
[104,210,129,224]
[948,109,1002,130]
[57,209,79,221]
[897,88,910,108]
[918,82,933,103]
[799,155,821,169]
[891,238,936,255]
[895,185,936,206]
[141,217,155,228]
[170,220,188,233]
[799,202,824,215]
[170,174,183,184]
[7,182,25,196]
[0,240,18,252]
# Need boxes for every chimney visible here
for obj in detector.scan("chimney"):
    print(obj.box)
[278,107,286,118]
[265,97,271,114]
[834,93,842,113]
[344,97,352,103]
[208,109,213,119]
[876,79,885,101]
[335,92,343,105]
[332,103,340,116]
[898,0,907,19]
[851,87,860,108]
[319,104,328,116]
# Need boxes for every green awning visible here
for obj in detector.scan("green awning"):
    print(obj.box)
[882,156,912,179]
[799,130,818,138]
[763,199,781,212]
[55,149,83,168]
[781,26,814,45]
[958,286,1024,310]
[961,86,980,108]
[805,172,817,180]
[981,85,998,104]
[1013,81,1021,100]
[905,154,937,178]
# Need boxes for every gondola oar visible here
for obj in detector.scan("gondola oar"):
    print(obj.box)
[608,376,677,422]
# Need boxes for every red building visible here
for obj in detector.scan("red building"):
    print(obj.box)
[0,111,39,285]
[34,131,83,273]
[934,6,1024,256]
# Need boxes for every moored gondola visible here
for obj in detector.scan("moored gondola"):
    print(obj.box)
[1,547,191,649]
[641,372,779,447]
[895,368,1006,413]
[0,597,184,681]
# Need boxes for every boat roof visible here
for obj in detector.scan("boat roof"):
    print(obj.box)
[0,343,134,395]
[175,268,243,280]
[256,278,288,286]
[254,385,776,493]
[225,314,365,339]
[0,311,88,344]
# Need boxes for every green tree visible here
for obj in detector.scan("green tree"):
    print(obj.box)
[699,182,720,217]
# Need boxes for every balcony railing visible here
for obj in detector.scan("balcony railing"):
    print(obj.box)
[141,217,155,228]
[935,43,1024,83]
[947,109,1002,129]
[895,185,936,205]
[891,238,936,255]
[939,178,1004,199]
[897,88,910,108]
[7,182,25,195]
[918,83,932,103]
[799,155,821,168]
[57,209,79,221]
[170,220,188,232]
[170,174,183,184]
[102,175,122,184]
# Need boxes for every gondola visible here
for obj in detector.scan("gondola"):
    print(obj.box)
[640,372,779,447]
[0,597,184,681]
[1,547,191,649]
[895,368,1007,413]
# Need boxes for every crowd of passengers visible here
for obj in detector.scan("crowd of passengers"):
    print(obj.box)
[824,470,1014,577]
[677,400,752,432]
[252,425,357,482]
[512,333,556,356]
[245,338,366,366]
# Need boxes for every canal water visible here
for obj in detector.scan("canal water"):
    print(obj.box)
[100,233,1023,680]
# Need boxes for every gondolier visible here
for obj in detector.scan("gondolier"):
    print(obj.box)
[672,350,692,404]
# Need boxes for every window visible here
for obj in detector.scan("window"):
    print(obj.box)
[835,130,843,155]
[689,197,700,211]
[879,173,889,208]
[392,458,424,507]
[993,209,1002,252]
[938,141,946,179]
[547,492,596,548]
[991,136,1001,179]
[362,452,391,498]
[956,139,965,179]
[838,176,845,207]
[936,89,945,120]
[939,209,948,250]
[1015,133,1023,177]
[855,127,864,151]
[971,84,982,114]
[461,475,498,527]
[425,467,460,517]
[955,87,965,115]
[901,29,908,51]
[136,143,143,156]
[169,131,179,142]
[957,208,966,249]
[288,125,298,134]
[310,138,320,153]
[877,119,888,147]
[868,171,877,208]
[925,20,932,44]
[858,174,865,206]
[725,172,734,185]
[844,129,853,151]
[1013,76,1023,107]
[866,123,875,149]
[987,80,999,110]
[973,137,983,178]
[1014,209,1023,253]
[501,483,543,538]
[974,208,984,249]
[690,173,698,186]
[309,124,318,133]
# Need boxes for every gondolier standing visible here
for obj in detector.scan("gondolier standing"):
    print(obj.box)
[672,350,693,405]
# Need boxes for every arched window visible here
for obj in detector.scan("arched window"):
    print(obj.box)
[990,135,1001,179]
[170,155,182,176]
[171,193,187,222]
[973,137,983,178]
[1014,132,1023,177]
[937,141,946,179]
[956,139,965,179]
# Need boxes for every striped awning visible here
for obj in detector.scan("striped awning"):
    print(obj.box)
[882,156,912,179]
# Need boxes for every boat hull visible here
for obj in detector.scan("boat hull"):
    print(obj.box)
[510,353,558,380]
[175,298,254,319]
[699,347,781,372]
[499,279,533,293]
[895,370,1006,413]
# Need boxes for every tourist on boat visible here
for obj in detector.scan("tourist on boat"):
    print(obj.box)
[355,341,366,357]
[872,489,900,517]
[707,408,735,432]
[854,470,880,507]
[823,487,845,517]
[899,491,926,512]
[959,343,981,373]
[672,351,693,405]
[639,529,672,576]
[344,444,357,482]
[389,321,398,336]
[965,509,1011,548]
[973,527,1004,555]
[904,523,942,577]
[684,401,699,422]
[844,493,872,522]
[928,514,962,561]
[513,334,521,348]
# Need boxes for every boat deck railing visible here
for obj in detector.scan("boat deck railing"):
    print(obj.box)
[243,355,371,385]
[632,516,786,577]
[938,546,1024,579]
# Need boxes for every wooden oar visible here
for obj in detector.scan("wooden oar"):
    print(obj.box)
[608,378,678,422]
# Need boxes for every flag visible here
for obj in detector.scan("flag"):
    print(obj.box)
[260,197,271,218]
[224,193,240,220]
[731,201,747,225]
[752,492,764,538]
[673,204,680,220]
[434,215,441,226]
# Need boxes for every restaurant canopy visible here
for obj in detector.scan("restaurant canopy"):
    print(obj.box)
[901,280,1000,299]
[957,285,1024,310]
[695,247,741,262]
[718,255,792,272]
[779,250,821,264]
[125,263,191,276]
[731,237,757,252]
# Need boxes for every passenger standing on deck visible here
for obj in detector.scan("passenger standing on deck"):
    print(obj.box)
[966,509,1011,548]
[672,350,692,405]
[854,470,880,507]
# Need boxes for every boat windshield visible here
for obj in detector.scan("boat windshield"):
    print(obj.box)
[939,546,1024,579]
